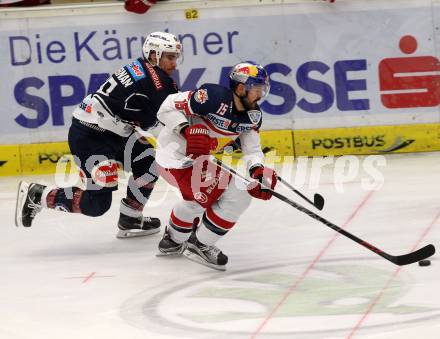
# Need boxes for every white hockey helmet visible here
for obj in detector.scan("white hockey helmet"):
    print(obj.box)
[142,32,182,65]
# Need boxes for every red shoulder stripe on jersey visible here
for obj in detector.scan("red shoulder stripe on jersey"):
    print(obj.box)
[174,91,194,117]
[201,117,239,136]
[183,92,194,116]
[186,91,194,115]
[144,63,163,90]
[206,207,235,230]
[170,210,194,228]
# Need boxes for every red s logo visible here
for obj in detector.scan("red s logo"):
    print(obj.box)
[379,35,440,108]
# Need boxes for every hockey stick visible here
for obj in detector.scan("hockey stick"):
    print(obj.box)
[218,140,325,210]
[213,157,435,266]
[276,176,325,210]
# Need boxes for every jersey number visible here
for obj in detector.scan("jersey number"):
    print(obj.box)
[216,103,229,116]
[97,77,118,97]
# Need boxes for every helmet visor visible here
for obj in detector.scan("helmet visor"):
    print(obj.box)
[161,51,183,65]
[245,81,270,100]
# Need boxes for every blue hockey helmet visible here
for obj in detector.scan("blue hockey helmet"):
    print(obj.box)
[229,62,270,98]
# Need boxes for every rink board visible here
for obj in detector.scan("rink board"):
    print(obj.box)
[1,124,439,176]
[19,142,72,175]
[0,142,73,177]
[0,145,21,176]
[0,130,294,176]
[1,0,440,144]
[294,123,440,156]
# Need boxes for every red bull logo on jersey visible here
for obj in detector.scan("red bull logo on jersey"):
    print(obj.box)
[194,89,209,104]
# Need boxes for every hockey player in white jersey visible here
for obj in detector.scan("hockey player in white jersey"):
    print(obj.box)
[155,62,278,270]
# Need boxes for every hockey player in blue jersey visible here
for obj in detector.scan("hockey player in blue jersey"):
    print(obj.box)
[154,62,278,270]
[15,32,181,238]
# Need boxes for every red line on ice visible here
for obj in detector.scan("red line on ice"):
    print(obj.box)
[249,190,375,339]
[346,210,440,339]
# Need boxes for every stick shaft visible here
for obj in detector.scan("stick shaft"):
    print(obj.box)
[213,157,435,266]
[217,140,324,209]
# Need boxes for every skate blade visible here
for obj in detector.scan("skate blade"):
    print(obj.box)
[116,227,160,239]
[15,181,29,227]
[156,243,186,257]
[155,251,184,257]
[183,249,226,271]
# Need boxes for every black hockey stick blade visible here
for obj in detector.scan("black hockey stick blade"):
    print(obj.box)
[313,193,325,211]
[214,157,435,267]
[277,175,325,210]
[387,244,435,266]
[221,139,325,210]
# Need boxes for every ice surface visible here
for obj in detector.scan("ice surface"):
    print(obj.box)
[0,152,439,339]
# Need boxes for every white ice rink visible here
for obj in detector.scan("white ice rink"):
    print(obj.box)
[1,152,439,339]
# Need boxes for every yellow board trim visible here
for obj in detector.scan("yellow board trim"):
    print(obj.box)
[0,124,438,176]
[0,145,21,176]
[19,142,72,175]
[294,123,440,156]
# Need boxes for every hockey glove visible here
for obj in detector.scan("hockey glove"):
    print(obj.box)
[183,124,215,158]
[247,165,278,200]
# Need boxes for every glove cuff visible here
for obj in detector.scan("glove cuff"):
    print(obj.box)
[249,164,264,177]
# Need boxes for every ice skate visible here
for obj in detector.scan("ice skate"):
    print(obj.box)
[157,226,186,256]
[116,198,161,238]
[183,232,228,271]
[15,181,45,227]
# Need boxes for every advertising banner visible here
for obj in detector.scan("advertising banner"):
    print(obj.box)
[0,0,439,144]
[0,145,21,176]
[295,123,440,156]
